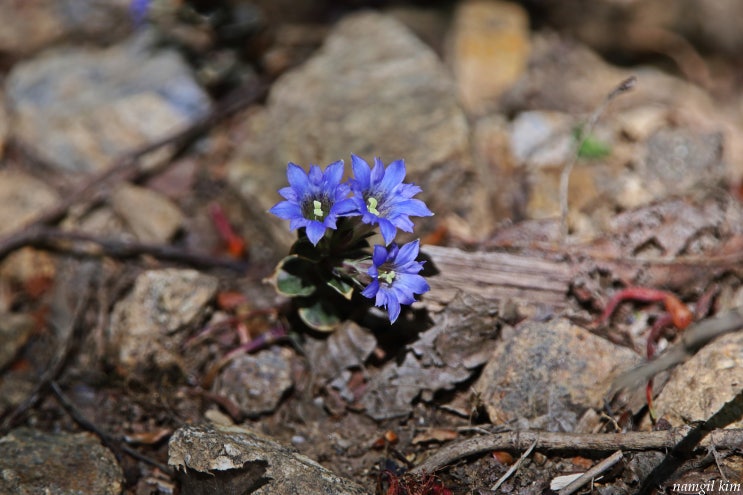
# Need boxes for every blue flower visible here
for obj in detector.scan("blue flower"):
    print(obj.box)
[361,240,430,323]
[349,155,433,245]
[269,161,357,246]
[129,0,151,26]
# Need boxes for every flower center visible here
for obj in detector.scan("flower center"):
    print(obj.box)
[313,200,325,218]
[367,197,380,216]
[303,197,329,221]
[379,270,396,285]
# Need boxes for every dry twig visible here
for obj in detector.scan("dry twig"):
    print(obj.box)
[0,264,96,434]
[558,450,624,495]
[50,381,173,475]
[560,76,636,240]
[411,427,743,475]
[0,80,266,264]
[15,227,247,272]
[637,387,743,494]
[491,439,536,491]
[610,306,743,396]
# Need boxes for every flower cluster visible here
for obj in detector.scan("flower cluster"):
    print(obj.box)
[269,155,433,327]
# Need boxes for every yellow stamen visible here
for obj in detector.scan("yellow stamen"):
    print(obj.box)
[380,270,396,284]
[367,197,380,215]
[313,200,324,218]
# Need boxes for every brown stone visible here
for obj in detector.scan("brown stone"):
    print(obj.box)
[475,318,641,430]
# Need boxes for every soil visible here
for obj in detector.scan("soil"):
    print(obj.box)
[1,1,742,494]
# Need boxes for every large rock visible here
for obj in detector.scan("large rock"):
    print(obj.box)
[0,427,123,495]
[229,11,485,240]
[168,423,369,495]
[475,318,641,431]
[361,292,501,420]
[212,347,295,418]
[6,31,211,173]
[446,0,531,116]
[647,331,743,429]
[0,170,60,234]
[0,0,131,58]
[110,183,184,243]
[107,269,218,375]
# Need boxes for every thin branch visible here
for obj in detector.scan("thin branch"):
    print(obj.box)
[491,439,536,491]
[50,381,173,475]
[637,387,743,494]
[609,306,743,396]
[0,79,267,263]
[16,227,247,272]
[410,427,743,475]
[558,450,624,495]
[560,76,636,240]
[0,266,96,434]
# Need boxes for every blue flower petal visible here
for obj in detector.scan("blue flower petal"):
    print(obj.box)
[396,239,420,265]
[351,155,371,188]
[278,186,298,201]
[372,244,388,267]
[379,159,406,191]
[391,284,415,305]
[370,158,385,185]
[305,221,326,245]
[269,201,301,220]
[397,198,433,217]
[324,160,345,187]
[270,160,357,245]
[289,217,307,231]
[347,156,432,244]
[331,197,360,216]
[387,306,401,323]
[385,293,402,323]
[308,165,324,185]
[396,273,430,298]
[286,163,310,191]
[361,279,379,298]
[324,215,338,230]
[397,183,423,198]
[362,240,430,324]
[390,215,415,233]
[378,218,398,245]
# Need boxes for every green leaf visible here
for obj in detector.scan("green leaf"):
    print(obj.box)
[298,300,341,332]
[578,134,611,158]
[327,277,354,300]
[269,255,317,297]
[573,126,611,159]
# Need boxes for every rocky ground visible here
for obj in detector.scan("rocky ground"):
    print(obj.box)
[0,1,742,494]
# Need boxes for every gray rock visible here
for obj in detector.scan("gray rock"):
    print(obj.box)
[107,269,218,375]
[168,423,369,495]
[475,318,641,430]
[6,31,211,173]
[646,331,743,429]
[0,170,60,235]
[0,427,123,495]
[213,347,295,418]
[110,183,184,243]
[229,11,484,238]
[304,321,377,381]
[642,128,724,196]
[509,111,575,169]
[361,292,500,420]
[0,0,131,57]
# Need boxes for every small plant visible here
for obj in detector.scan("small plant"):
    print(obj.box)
[268,155,433,331]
